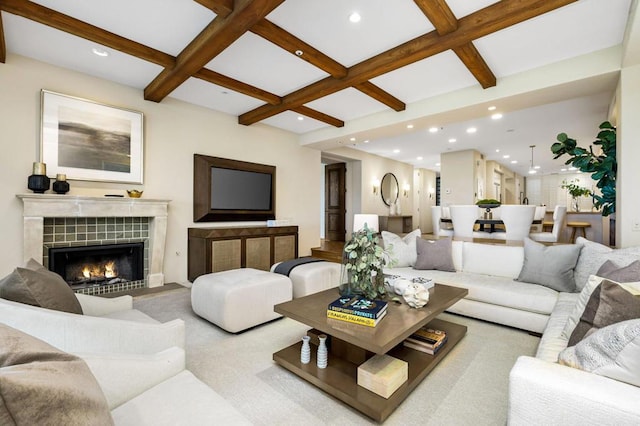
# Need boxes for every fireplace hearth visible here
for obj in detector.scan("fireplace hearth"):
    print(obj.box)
[49,242,144,290]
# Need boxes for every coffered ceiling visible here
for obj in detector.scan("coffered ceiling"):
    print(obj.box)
[0,0,634,175]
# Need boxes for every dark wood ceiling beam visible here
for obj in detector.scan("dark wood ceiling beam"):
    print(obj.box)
[415,0,495,89]
[250,19,347,78]
[453,43,496,88]
[413,0,457,35]
[144,0,285,103]
[0,12,6,63]
[239,0,576,125]
[292,106,344,128]
[193,0,233,18]
[0,0,174,67]
[194,68,281,105]
[354,81,405,111]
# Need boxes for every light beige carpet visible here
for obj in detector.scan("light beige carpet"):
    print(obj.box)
[134,287,539,425]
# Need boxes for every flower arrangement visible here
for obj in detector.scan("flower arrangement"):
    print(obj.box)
[339,224,388,300]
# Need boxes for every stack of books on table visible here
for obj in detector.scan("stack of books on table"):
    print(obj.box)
[403,327,447,355]
[326,296,388,327]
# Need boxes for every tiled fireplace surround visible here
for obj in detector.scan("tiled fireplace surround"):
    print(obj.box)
[17,194,170,294]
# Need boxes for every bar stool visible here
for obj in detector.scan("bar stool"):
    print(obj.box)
[567,221,591,243]
[542,221,554,232]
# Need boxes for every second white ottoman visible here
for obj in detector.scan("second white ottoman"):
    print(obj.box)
[270,261,341,298]
[191,268,292,333]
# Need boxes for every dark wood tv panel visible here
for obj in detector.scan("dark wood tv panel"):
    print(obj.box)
[187,225,298,282]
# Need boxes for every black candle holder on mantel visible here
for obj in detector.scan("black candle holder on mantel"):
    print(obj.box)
[52,173,70,194]
[27,162,50,194]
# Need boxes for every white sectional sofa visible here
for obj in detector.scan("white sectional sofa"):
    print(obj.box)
[0,293,250,425]
[384,239,559,333]
[383,235,640,424]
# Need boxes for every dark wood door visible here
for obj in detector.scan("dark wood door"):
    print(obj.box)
[325,163,346,242]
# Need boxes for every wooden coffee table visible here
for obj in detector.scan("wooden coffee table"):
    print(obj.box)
[273,284,468,422]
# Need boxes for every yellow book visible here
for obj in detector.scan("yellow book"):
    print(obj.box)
[327,309,387,327]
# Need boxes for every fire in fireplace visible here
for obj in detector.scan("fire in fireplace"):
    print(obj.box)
[49,242,144,289]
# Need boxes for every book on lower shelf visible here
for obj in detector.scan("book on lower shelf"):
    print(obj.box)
[326,309,387,327]
[327,296,387,319]
[404,327,447,355]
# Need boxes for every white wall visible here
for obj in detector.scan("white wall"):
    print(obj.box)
[0,54,321,283]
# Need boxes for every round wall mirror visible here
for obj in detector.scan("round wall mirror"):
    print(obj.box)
[380,173,399,206]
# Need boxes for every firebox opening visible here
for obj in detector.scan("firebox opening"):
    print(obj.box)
[49,242,144,289]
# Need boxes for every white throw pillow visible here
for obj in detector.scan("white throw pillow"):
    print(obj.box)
[558,319,640,387]
[381,229,421,268]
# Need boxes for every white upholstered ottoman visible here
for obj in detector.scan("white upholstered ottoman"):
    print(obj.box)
[270,260,341,298]
[191,268,292,333]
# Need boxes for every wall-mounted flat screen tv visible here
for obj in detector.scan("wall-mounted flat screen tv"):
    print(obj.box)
[193,154,276,222]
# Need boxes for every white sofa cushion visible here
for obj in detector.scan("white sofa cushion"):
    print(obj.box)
[385,267,558,316]
[574,237,640,291]
[381,229,421,267]
[461,242,523,278]
[559,319,640,387]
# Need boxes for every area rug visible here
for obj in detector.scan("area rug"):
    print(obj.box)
[134,287,539,425]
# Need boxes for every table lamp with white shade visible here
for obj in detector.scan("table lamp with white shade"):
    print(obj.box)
[353,214,379,232]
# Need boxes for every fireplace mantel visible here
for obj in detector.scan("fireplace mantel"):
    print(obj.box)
[17,194,171,288]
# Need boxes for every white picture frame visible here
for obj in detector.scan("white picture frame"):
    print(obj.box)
[40,90,144,184]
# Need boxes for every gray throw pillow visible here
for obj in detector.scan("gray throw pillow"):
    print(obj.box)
[516,238,582,292]
[568,279,640,346]
[414,238,455,272]
[0,266,83,314]
[596,259,640,282]
[559,319,640,387]
[0,323,113,425]
[573,237,640,292]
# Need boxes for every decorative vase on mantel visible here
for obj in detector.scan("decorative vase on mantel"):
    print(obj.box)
[52,173,70,195]
[27,162,50,194]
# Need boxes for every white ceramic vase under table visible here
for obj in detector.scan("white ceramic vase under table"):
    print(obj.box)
[317,334,328,369]
[300,335,311,364]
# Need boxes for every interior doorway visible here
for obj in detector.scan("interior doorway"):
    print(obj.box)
[324,162,346,242]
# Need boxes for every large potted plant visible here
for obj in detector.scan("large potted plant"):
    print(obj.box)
[339,224,388,300]
[551,121,616,216]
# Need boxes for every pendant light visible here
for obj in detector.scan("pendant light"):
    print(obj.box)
[528,145,537,174]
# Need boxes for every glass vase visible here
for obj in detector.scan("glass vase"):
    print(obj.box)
[572,197,580,212]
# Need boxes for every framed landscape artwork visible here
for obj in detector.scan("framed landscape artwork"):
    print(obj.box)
[40,90,144,184]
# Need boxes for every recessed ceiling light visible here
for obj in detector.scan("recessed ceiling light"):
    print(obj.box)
[528,169,537,174]
[429,127,438,133]
[448,138,456,143]
[417,156,423,161]
[534,165,541,169]
[435,163,441,167]
[561,168,567,172]
[491,113,503,120]
[349,11,361,23]
[297,116,304,121]
[511,160,518,164]
[466,127,477,134]
[393,149,400,153]
[92,47,109,57]
[295,50,303,56]
[495,149,500,153]
[569,166,577,171]
[350,137,356,141]
[503,155,510,159]
[488,106,497,111]
[406,124,414,129]
[363,140,369,143]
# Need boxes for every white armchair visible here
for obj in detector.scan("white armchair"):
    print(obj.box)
[0,294,185,354]
[491,205,536,241]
